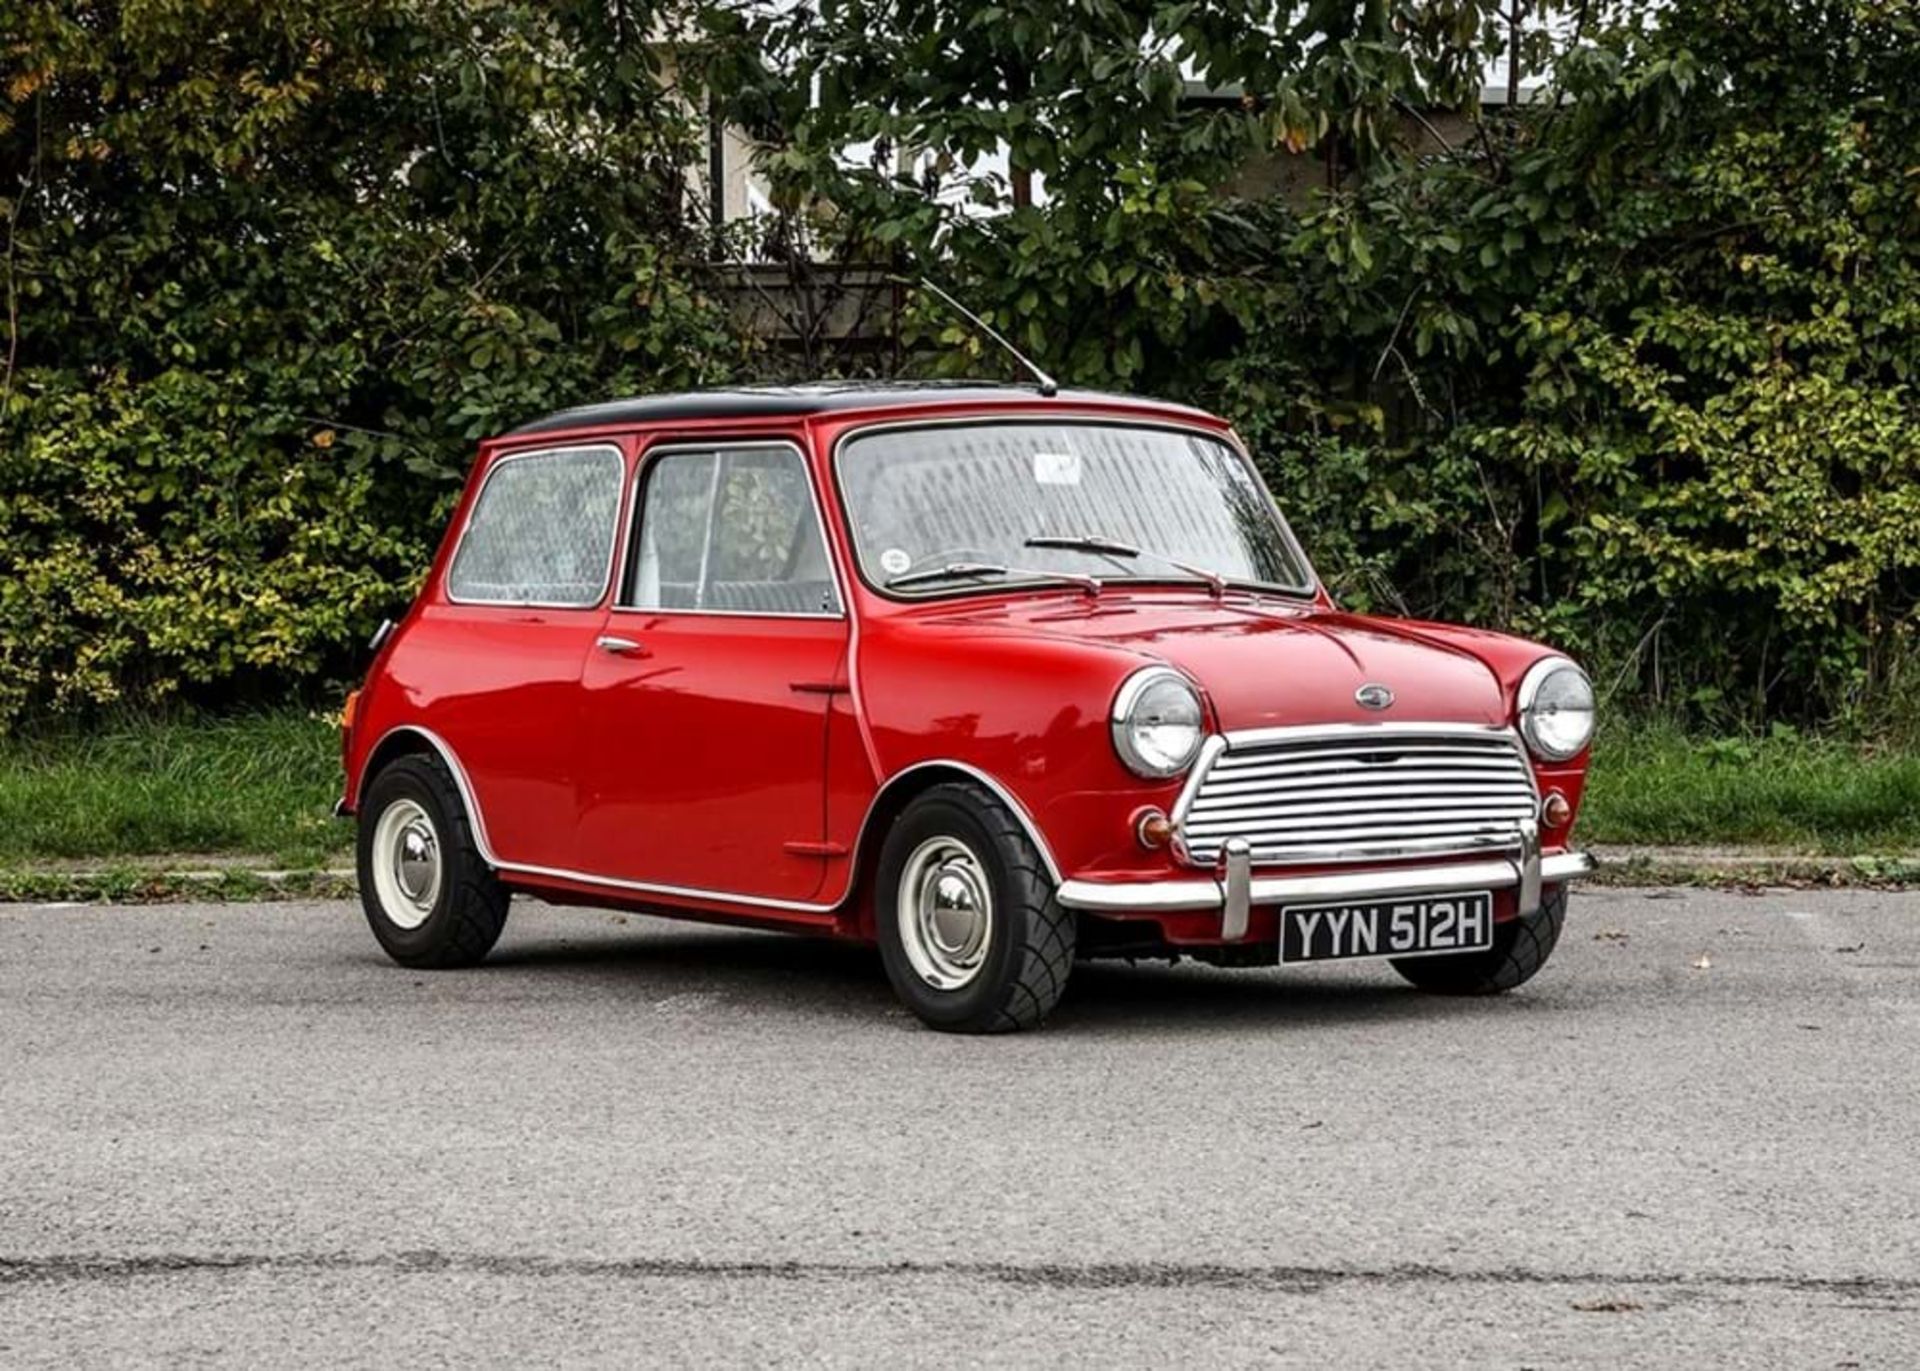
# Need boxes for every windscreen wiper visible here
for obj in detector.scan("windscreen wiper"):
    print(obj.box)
[1023,534,1226,599]
[885,561,1102,596]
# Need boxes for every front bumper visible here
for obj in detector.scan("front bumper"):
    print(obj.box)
[1058,827,1593,941]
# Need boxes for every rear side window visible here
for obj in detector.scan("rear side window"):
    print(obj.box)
[446,446,624,606]
[625,445,841,615]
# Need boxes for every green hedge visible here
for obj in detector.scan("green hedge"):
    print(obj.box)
[3,1,1917,733]
[754,0,1920,731]
[2,1,749,721]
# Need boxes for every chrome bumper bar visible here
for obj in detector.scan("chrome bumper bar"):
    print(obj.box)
[1057,829,1593,936]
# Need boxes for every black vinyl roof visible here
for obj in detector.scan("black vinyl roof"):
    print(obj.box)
[507,381,1211,436]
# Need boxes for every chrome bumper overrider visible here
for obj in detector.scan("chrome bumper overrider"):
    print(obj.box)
[1057,824,1594,939]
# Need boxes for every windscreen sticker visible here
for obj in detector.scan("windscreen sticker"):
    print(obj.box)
[879,547,913,576]
[1032,449,1083,486]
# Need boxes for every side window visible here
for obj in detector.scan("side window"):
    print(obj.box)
[626,446,841,615]
[446,446,624,607]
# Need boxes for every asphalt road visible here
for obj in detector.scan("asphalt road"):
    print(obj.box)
[3,886,1918,1368]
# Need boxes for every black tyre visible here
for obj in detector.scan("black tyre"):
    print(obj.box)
[1391,885,1567,995]
[875,782,1076,1033]
[356,754,510,969]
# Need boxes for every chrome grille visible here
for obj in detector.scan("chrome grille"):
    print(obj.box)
[1177,727,1539,866]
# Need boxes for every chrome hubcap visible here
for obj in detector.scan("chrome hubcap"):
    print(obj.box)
[897,837,993,990]
[371,798,441,930]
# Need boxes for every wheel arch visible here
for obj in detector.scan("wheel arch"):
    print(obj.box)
[840,760,1063,938]
[353,726,498,863]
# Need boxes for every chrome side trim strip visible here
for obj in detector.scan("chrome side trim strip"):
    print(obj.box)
[490,859,842,914]
[1057,850,1593,914]
[357,728,1062,913]
[358,725,841,914]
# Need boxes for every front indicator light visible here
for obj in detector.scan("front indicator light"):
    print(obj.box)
[1135,808,1173,849]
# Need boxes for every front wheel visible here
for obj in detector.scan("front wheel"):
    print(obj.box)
[356,754,510,969]
[876,782,1076,1033]
[1391,885,1567,995]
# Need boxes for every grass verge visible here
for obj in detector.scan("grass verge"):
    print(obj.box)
[0,711,347,869]
[2,710,1918,880]
[0,867,356,904]
[1578,721,1920,854]
[1585,853,1920,889]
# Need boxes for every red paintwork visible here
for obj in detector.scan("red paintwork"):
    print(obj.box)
[341,393,1591,944]
[576,611,847,901]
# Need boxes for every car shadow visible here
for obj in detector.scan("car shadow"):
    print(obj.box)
[484,924,896,1017]
[1053,961,1451,1033]
[480,919,1527,1036]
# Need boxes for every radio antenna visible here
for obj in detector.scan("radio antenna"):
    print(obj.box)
[916,277,1059,397]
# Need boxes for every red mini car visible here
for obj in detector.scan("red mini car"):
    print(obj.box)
[339,383,1594,1032]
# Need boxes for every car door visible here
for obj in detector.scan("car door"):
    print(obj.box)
[573,438,849,903]
[429,441,627,871]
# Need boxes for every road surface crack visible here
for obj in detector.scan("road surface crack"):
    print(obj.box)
[0,1252,1912,1303]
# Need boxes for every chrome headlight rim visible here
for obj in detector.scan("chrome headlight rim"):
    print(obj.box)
[1110,666,1205,780]
[1517,656,1595,762]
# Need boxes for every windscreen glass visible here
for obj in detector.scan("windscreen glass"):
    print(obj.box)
[836,422,1311,595]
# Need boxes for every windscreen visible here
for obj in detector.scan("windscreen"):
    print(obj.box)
[836,421,1311,595]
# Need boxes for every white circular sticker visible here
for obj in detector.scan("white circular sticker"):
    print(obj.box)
[879,548,913,576]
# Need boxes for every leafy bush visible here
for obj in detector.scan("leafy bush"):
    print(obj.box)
[3,0,1916,735]
[2,1,748,723]
[754,0,1920,730]
[0,369,424,720]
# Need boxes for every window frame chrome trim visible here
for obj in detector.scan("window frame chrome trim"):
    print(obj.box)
[611,437,849,621]
[443,442,628,610]
[827,414,1322,604]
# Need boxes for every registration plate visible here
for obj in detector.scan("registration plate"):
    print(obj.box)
[1279,891,1494,964]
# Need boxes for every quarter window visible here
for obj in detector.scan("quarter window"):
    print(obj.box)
[626,446,841,615]
[446,446,624,606]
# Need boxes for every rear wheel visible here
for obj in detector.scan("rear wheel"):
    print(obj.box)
[1391,885,1566,995]
[357,754,509,968]
[876,782,1076,1033]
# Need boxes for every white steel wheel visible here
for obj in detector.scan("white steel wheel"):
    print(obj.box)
[895,835,995,990]
[356,754,510,969]
[369,796,442,930]
[875,782,1076,1032]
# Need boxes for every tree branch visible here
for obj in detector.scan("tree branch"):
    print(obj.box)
[1391,96,1456,157]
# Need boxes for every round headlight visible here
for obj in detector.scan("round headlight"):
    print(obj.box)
[1518,658,1595,761]
[1111,668,1204,779]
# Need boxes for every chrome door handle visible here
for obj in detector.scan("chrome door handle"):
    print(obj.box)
[595,635,645,656]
